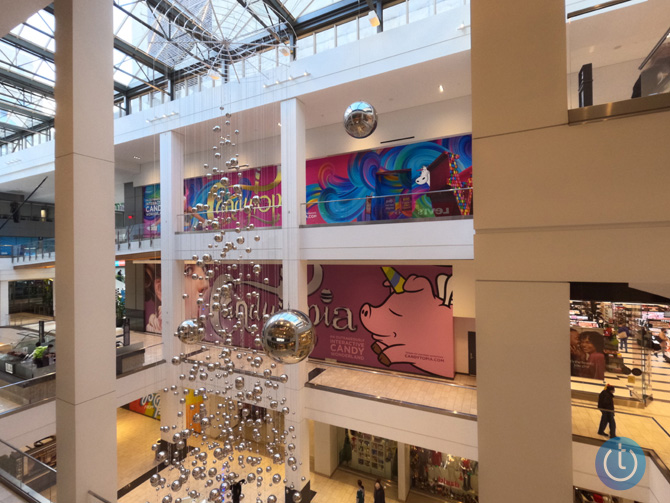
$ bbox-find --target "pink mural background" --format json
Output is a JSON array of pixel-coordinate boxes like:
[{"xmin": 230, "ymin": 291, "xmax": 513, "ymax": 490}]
[
  {"xmin": 308, "ymin": 265, "xmax": 455, "ymax": 378},
  {"xmin": 175, "ymin": 264, "xmax": 456, "ymax": 378}
]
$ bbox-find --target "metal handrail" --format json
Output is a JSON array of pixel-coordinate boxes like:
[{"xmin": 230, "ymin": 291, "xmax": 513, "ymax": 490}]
[
  {"xmin": 567, "ymin": 0, "xmax": 633, "ymax": 19},
  {"xmin": 88, "ymin": 490, "xmax": 113, "ymax": 503},
  {"xmin": 308, "ymin": 359, "xmax": 478, "ymax": 390},
  {"xmin": 180, "ymin": 202, "xmax": 283, "ymax": 219},
  {"xmin": 304, "ymin": 186, "xmax": 473, "ymax": 207},
  {"xmin": 0, "ymin": 371, "xmax": 55, "ymax": 392},
  {"xmin": 305, "ymin": 380, "xmax": 478, "ymax": 420},
  {"xmin": 0, "ymin": 437, "xmax": 57, "ymax": 476}
]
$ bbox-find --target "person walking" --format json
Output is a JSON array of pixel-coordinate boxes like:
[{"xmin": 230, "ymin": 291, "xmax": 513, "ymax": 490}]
[
  {"xmin": 373, "ymin": 480, "xmax": 385, "ymax": 503},
  {"xmin": 597, "ymin": 384, "xmax": 616, "ymax": 438},
  {"xmin": 356, "ymin": 480, "xmax": 365, "ymax": 503},
  {"xmin": 617, "ymin": 325, "xmax": 629, "ymax": 353},
  {"xmin": 231, "ymin": 478, "xmax": 246, "ymax": 503}
]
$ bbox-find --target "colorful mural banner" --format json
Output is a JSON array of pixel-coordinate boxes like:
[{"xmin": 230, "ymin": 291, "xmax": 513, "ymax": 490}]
[
  {"xmin": 185, "ymin": 264, "xmax": 455, "ymax": 378},
  {"xmin": 128, "ymin": 393, "xmax": 161, "ymax": 419},
  {"xmin": 309, "ymin": 265, "xmax": 454, "ymax": 378},
  {"xmin": 184, "ymin": 165, "xmax": 281, "ymax": 231},
  {"xmin": 143, "ymin": 184, "xmax": 161, "ymax": 238},
  {"xmin": 306, "ymin": 136, "xmax": 472, "ymax": 225}
]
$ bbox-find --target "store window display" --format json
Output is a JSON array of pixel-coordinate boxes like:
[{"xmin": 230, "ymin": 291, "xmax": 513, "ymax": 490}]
[
  {"xmin": 573, "ymin": 486, "xmax": 632, "ymax": 503},
  {"xmin": 410, "ymin": 446, "xmax": 478, "ymax": 503},
  {"xmin": 338, "ymin": 429, "xmax": 398, "ymax": 480}
]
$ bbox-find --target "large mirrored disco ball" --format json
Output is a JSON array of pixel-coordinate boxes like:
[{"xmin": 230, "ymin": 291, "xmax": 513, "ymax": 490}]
[
  {"xmin": 262, "ymin": 309, "xmax": 316, "ymax": 364},
  {"xmin": 343, "ymin": 101, "xmax": 378, "ymax": 139},
  {"xmin": 176, "ymin": 319, "xmax": 204, "ymax": 344}
]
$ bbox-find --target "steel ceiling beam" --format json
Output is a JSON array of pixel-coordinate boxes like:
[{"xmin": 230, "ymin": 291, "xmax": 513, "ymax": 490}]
[
  {"xmin": 113, "ymin": 1, "xmax": 168, "ymax": 40},
  {"xmin": 114, "ymin": 38, "xmax": 172, "ymax": 76},
  {"xmin": 2, "ymin": 32, "xmax": 131, "ymax": 95},
  {"xmin": 261, "ymin": 0, "xmax": 296, "ymax": 25},
  {"xmin": 0, "ymin": 100, "xmax": 52, "ymax": 122},
  {"xmin": 3, "ymin": 0, "xmax": 395, "ymax": 107},
  {"xmin": 0, "ymin": 118, "xmax": 53, "ymax": 144},
  {"xmin": 0, "ymin": 121, "xmax": 28, "ymax": 133},
  {"xmin": 145, "ymin": 0, "xmax": 221, "ymax": 44},
  {"xmin": 0, "ymin": 67, "xmax": 54, "ymax": 97},
  {"xmin": 2, "ymin": 34, "xmax": 54, "ymax": 62},
  {"xmin": 294, "ymin": 0, "xmax": 370, "ymax": 37}
]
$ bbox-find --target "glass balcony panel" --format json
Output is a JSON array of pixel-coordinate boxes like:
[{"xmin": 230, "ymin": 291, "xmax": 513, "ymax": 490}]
[
  {"xmin": 567, "ymin": 0, "xmax": 670, "ymax": 110},
  {"xmin": 337, "ymin": 18, "xmax": 358, "ymax": 46},
  {"xmin": 316, "ymin": 27, "xmax": 336, "ymax": 54},
  {"xmin": 383, "ymin": 3, "xmax": 407, "ymax": 32}
]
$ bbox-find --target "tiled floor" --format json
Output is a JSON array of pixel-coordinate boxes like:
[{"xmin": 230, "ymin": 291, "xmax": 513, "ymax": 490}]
[
  {"xmin": 307, "ymin": 364, "xmax": 477, "ymax": 416},
  {"xmin": 118, "ymin": 409, "xmax": 443, "ymax": 503},
  {"xmin": 117, "ymin": 409, "xmax": 161, "ymax": 490}
]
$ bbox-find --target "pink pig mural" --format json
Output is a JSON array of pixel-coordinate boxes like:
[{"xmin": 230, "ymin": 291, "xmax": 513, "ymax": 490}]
[{"xmin": 359, "ymin": 267, "xmax": 454, "ymax": 378}]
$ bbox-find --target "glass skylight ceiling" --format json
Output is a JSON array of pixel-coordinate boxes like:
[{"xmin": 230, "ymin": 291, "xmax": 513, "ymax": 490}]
[
  {"xmin": 0, "ymin": 0, "xmax": 311, "ymax": 145},
  {"xmin": 0, "ymin": 0, "xmax": 414, "ymax": 146}
]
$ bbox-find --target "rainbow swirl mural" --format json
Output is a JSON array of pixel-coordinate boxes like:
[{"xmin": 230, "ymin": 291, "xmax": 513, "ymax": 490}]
[{"xmin": 306, "ymin": 135, "xmax": 472, "ymax": 224}]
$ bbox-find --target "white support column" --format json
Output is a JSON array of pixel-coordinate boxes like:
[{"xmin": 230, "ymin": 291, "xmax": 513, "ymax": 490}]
[
  {"xmin": 280, "ymin": 98, "xmax": 310, "ymax": 497},
  {"xmin": 0, "ymin": 281, "xmax": 9, "ymax": 326},
  {"xmin": 313, "ymin": 422, "xmax": 339, "ymax": 477},
  {"xmin": 54, "ymin": 1, "xmax": 117, "ymax": 502},
  {"xmin": 475, "ymin": 281, "xmax": 572, "ymax": 503},
  {"xmin": 396, "ymin": 443, "xmax": 410, "ymax": 502},
  {"xmin": 159, "ymin": 131, "xmax": 186, "ymax": 444}
]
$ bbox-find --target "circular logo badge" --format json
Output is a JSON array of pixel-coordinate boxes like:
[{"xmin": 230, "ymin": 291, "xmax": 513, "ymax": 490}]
[{"xmin": 595, "ymin": 437, "xmax": 646, "ymax": 490}]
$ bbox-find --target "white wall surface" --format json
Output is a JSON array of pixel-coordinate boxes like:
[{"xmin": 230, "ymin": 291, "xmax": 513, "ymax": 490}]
[
  {"xmin": 572, "ymin": 440, "xmax": 670, "ymax": 503},
  {"xmin": 0, "ymin": 400, "xmax": 56, "ymax": 448},
  {"xmin": 304, "ymin": 387, "xmax": 479, "ymax": 461}
]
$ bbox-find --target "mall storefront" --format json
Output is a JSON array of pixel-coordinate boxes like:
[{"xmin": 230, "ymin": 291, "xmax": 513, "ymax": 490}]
[{"xmin": 334, "ymin": 428, "xmax": 479, "ymax": 503}]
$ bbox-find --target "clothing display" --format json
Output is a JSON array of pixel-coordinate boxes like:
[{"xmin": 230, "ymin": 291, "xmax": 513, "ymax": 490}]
[{"xmin": 410, "ymin": 446, "xmax": 478, "ymax": 503}]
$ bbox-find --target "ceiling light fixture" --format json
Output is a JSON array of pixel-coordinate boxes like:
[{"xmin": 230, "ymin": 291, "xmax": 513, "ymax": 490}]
[
  {"xmin": 263, "ymin": 72, "xmax": 311, "ymax": 88},
  {"xmin": 438, "ymin": 85, "xmax": 444, "ymax": 93},
  {"xmin": 367, "ymin": 10, "xmax": 380, "ymax": 27},
  {"xmin": 207, "ymin": 68, "xmax": 221, "ymax": 80},
  {"xmin": 146, "ymin": 111, "xmax": 179, "ymax": 123},
  {"xmin": 133, "ymin": 156, "xmax": 141, "ymax": 160},
  {"xmin": 279, "ymin": 44, "xmax": 291, "ymax": 57}
]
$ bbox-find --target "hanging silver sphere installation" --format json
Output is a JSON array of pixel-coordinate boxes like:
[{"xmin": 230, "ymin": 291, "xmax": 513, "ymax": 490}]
[
  {"xmin": 176, "ymin": 319, "xmax": 204, "ymax": 344},
  {"xmin": 261, "ymin": 310, "xmax": 316, "ymax": 364},
  {"xmin": 343, "ymin": 101, "xmax": 378, "ymax": 139}
]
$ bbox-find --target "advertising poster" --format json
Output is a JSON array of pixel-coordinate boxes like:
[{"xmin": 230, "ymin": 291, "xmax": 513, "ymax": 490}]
[
  {"xmin": 184, "ymin": 165, "xmax": 281, "ymax": 231},
  {"xmin": 144, "ymin": 264, "xmax": 162, "ymax": 334},
  {"xmin": 570, "ymin": 326, "xmax": 623, "ymax": 380},
  {"xmin": 128, "ymin": 393, "xmax": 161, "ymax": 419},
  {"xmin": 143, "ymin": 184, "xmax": 161, "ymax": 238},
  {"xmin": 308, "ymin": 265, "xmax": 455, "ymax": 378},
  {"xmin": 186, "ymin": 263, "xmax": 455, "ymax": 378},
  {"xmin": 305, "ymin": 136, "xmax": 472, "ymax": 225}
]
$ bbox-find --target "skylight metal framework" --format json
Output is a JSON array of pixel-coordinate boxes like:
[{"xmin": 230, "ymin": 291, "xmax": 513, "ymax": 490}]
[{"xmin": 0, "ymin": 0, "xmax": 384, "ymax": 149}]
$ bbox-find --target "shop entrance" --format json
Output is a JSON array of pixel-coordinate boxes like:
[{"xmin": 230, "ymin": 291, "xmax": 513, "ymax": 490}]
[{"xmin": 468, "ymin": 331, "xmax": 476, "ymax": 375}]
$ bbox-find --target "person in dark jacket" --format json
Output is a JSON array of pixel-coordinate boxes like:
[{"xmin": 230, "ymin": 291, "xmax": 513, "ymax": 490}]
[
  {"xmin": 373, "ymin": 479, "xmax": 385, "ymax": 503},
  {"xmin": 231, "ymin": 478, "xmax": 246, "ymax": 503},
  {"xmin": 597, "ymin": 384, "xmax": 616, "ymax": 438},
  {"xmin": 356, "ymin": 480, "xmax": 365, "ymax": 503}
]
